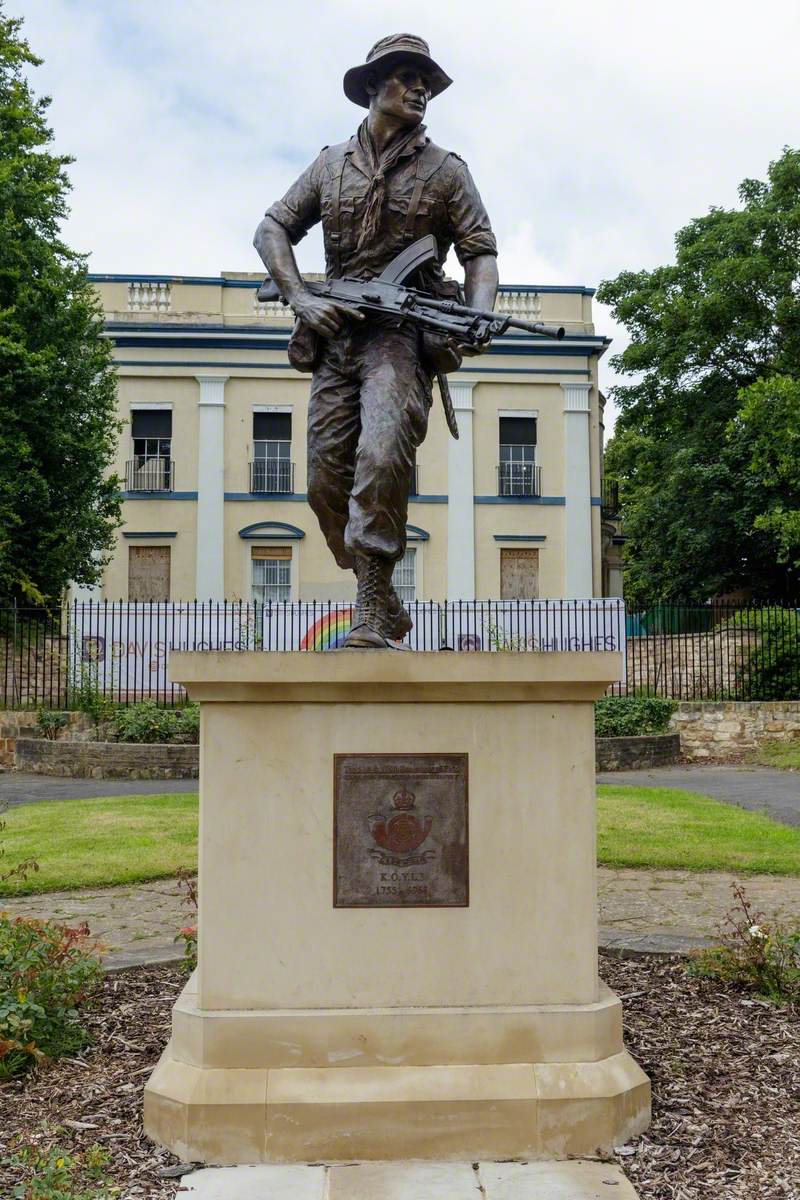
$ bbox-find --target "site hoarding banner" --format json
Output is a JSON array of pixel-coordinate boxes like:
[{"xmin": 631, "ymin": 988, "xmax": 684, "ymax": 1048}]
[{"xmin": 70, "ymin": 599, "xmax": 626, "ymax": 698}]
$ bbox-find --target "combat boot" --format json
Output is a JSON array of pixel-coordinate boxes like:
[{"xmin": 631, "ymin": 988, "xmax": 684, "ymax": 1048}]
[
  {"xmin": 348, "ymin": 563, "xmax": 412, "ymax": 646},
  {"xmin": 386, "ymin": 586, "xmax": 413, "ymax": 641},
  {"xmin": 346, "ymin": 556, "xmax": 406, "ymax": 649}
]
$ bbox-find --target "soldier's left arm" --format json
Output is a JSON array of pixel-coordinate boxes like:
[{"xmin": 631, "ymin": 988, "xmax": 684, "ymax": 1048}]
[{"xmin": 446, "ymin": 159, "xmax": 499, "ymax": 349}]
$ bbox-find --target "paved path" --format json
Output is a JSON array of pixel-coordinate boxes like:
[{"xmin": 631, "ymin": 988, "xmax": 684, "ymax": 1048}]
[
  {"xmin": 597, "ymin": 763, "xmax": 800, "ymax": 827},
  {"xmin": 4, "ymin": 866, "xmax": 799, "ymax": 969},
  {"xmin": 176, "ymin": 1161, "xmax": 637, "ymax": 1199},
  {"xmin": 0, "ymin": 771, "xmax": 195, "ymax": 808}
]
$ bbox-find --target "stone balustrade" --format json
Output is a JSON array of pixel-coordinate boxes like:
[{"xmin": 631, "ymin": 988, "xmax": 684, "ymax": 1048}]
[
  {"xmin": 128, "ymin": 281, "xmax": 171, "ymax": 312},
  {"xmin": 495, "ymin": 289, "xmax": 543, "ymax": 321}
]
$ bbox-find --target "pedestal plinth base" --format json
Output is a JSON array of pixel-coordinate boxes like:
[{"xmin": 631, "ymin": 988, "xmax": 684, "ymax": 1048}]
[{"xmin": 144, "ymin": 977, "xmax": 650, "ymax": 1165}]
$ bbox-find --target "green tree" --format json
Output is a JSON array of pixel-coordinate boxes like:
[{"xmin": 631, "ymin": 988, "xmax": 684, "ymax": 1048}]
[
  {"xmin": 0, "ymin": 7, "xmax": 120, "ymax": 605},
  {"xmin": 598, "ymin": 148, "xmax": 800, "ymax": 605},
  {"xmin": 732, "ymin": 374, "xmax": 800, "ymax": 570}
]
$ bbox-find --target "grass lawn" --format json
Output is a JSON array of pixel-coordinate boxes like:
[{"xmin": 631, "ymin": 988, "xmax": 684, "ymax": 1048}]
[
  {"xmin": 0, "ymin": 794, "xmax": 198, "ymax": 897},
  {"xmin": 750, "ymin": 740, "xmax": 800, "ymax": 771},
  {"xmin": 1, "ymin": 784, "xmax": 799, "ymax": 896},
  {"xmin": 598, "ymin": 785, "xmax": 800, "ymax": 875}
]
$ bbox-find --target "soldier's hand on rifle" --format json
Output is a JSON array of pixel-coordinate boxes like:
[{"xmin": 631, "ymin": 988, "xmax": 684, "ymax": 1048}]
[
  {"xmin": 422, "ymin": 331, "xmax": 463, "ymax": 373},
  {"xmin": 291, "ymin": 292, "xmax": 364, "ymax": 338}
]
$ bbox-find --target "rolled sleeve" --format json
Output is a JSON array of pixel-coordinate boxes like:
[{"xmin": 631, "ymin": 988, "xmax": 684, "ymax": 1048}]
[
  {"xmin": 264, "ymin": 154, "xmax": 323, "ymax": 245},
  {"xmin": 446, "ymin": 161, "xmax": 498, "ymax": 265}
]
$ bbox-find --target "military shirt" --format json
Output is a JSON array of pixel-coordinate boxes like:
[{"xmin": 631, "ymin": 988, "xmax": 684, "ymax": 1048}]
[{"xmin": 265, "ymin": 125, "xmax": 497, "ymax": 282}]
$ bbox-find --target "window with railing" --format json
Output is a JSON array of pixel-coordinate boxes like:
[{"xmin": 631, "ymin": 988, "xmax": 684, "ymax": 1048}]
[
  {"xmin": 127, "ymin": 409, "xmax": 173, "ymax": 492},
  {"xmin": 498, "ymin": 415, "xmax": 538, "ymax": 496},
  {"xmin": 251, "ymin": 546, "xmax": 292, "ymax": 602},
  {"xmin": 392, "ymin": 548, "xmax": 417, "ymax": 605},
  {"xmin": 250, "ymin": 411, "xmax": 293, "ymax": 493}
]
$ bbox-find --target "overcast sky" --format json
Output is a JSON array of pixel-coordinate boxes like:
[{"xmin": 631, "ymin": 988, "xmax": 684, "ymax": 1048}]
[{"xmin": 17, "ymin": 0, "xmax": 800, "ymax": 431}]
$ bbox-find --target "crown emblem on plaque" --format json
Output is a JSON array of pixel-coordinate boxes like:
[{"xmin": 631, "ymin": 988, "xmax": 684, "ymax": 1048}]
[
  {"xmin": 392, "ymin": 786, "xmax": 416, "ymax": 811},
  {"xmin": 368, "ymin": 786, "xmax": 433, "ymax": 856}
]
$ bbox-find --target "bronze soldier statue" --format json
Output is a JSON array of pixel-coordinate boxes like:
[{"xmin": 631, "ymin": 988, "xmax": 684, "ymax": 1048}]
[{"xmin": 254, "ymin": 34, "xmax": 499, "ymax": 648}]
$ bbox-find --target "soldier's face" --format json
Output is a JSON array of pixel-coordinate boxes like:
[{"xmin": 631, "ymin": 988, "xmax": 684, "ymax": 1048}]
[{"xmin": 372, "ymin": 63, "xmax": 431, "ymax": 125}]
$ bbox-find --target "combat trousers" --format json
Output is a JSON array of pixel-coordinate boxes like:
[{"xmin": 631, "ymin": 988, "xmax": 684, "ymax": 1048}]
[{"xmin": 307, "ymin": 320, "xmax": 432, "ymax": 568}]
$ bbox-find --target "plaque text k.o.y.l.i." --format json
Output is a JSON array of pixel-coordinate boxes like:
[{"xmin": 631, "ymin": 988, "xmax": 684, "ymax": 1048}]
[{"xmin": 334, "ymin": 754, "xmax": 468, "ymax": 908}]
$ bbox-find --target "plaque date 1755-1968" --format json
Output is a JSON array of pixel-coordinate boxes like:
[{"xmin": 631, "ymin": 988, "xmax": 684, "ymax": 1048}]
[{"xmin": 334, "ymin": 753, "xmax": 468, "ymax": 908}]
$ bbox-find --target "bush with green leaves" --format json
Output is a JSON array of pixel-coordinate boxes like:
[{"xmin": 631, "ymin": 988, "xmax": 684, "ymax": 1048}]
[
  {"xmin": 691, "ymin": 883, "xmax": 799, "ymax": 1004},
  {"xmin": 594, "ymin": 696, "xmax": 677, "ymax": 738},
  {"xmin": 108, "ymin": 699, "xmax": 199, "ymax": 744},
  {"xmin": 0, "ymin": 915, "xmax": 103, "ymax": 1078},
  {"xmin": 724, "ymin": 606, "xmax": 800, "ymax": 700},
  {"xmin": 68, "ymin": 663, "xmax": 116, "ymax": 723},
  {"xmin": 35, "ymin": 708, "xmax": 68, "ymax": 740}
]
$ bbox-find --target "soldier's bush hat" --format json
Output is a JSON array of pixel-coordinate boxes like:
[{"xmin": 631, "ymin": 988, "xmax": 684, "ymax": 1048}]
[{"xmin": 343, "ymin": 34, "xmax": 453, "ymax": 108}]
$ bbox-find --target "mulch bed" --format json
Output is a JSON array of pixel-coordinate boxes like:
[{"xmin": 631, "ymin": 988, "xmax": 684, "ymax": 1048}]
[{"xmin": 0, "ymin": 955, "xmax": 797, "ymax": 1199}]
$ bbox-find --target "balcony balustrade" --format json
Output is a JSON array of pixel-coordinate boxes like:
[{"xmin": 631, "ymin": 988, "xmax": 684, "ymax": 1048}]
[
  {"xmin": 249, "ymin": 457, "xmax": 295, "ymax": 494},
  {"xmin": 125, "ymin": 457, "xmax": 174, "ymax": 493},
  {"xmin": 497, "ymin": 462, "xmax": 541, "ymax": 497},
  {"xmin": 601, "ymin": 479, "xmax": 621, "ymax": 520}
]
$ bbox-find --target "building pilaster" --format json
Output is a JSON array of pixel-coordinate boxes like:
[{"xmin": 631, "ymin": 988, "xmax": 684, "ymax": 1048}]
[
  {"xmin": 195, "ymin": 375, "xmax": 228, "ymax": 601},
  {"xmin": 561, "ymin": 382, "xmax": 593, "ymax": 598},
  {"xmin": 447, "ymin": 380, "xmax": 476, "ymax": 600}
]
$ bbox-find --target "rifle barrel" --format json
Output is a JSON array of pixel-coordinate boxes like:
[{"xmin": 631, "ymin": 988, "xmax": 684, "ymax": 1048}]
[{"xmin": 412, "ymin": 294, "xmax": 565, "ymax": 340}]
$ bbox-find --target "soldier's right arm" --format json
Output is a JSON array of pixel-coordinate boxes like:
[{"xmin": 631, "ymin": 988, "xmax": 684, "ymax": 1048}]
[{"xmin": 253, "ymin": 154, "xmax": 362, "ymax": 339}]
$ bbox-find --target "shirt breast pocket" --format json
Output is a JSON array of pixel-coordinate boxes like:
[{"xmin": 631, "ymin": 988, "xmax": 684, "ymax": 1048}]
[{"xmin": 388, "ymin": 195, "xmax": 439, "ymax": 240}]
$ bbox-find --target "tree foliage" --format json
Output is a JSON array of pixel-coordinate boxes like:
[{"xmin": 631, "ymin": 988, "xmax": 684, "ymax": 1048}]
[
  {"xmin": 598, "ymin": 148, "xmax": 800, "ymax": 604},
  {"xmin": 733, "ymin": 374, "xmax": 800, "ymax": 569},
  {"xmin": 0, "ymin": 7, "xmax": 120, "ymax": 605}
]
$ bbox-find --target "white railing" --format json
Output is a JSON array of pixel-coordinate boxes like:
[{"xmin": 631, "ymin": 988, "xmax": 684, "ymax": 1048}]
[
  {"xmin": 495, "ymin": 290, "xmax": 543, "ymax": 321},
  {"xmin": 253, "ymin": 291, "xmax": 290, "ymax": 320},
  {"xmin": 128, "ymin": 281, "xmax": 171, "ymax": 313}
]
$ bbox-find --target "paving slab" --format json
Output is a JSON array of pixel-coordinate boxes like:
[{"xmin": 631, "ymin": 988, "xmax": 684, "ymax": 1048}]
[
  {"xmin": 177, "ymin": 1164, "xmax": 326, "ymax": 1199},
  {"xmin": 5, "ymin": 865, "xmax": 800, "ymax": 966},
  {"xmin": 477, "ymin": 1160, "xmax": 638, "ymax": 1198},
  {"xmin": 329, "ymin": 1161, "xmax": 482, "ymax": 1198},
  {"xmin": 173, "ymin": 1162, "xmax": 638, "ymax": 1199}
]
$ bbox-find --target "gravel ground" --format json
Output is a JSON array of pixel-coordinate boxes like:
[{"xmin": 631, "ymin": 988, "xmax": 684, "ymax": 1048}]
[{"xmin": 0, "ymin": 957, "xmax": 797, "ymax": 1200}]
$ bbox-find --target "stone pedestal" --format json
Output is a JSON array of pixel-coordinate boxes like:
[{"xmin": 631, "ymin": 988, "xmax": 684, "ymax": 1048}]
[{"xmin": 145, "ymin": 651, "xmax": 649, "ymax": 1164}]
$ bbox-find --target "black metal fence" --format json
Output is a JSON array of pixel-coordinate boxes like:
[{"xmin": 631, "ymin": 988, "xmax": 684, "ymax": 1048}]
[{"xmin": 0, "ymin": 599, "xmax": 797, "ymax": 709}]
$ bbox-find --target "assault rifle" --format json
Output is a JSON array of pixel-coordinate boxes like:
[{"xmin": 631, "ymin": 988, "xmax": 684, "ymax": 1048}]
[{"xmin": 257, "ymin": 235, "xmax": 565, "ymax": 439}]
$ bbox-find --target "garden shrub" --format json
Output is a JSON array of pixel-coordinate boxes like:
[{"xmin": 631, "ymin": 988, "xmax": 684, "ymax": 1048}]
[
  {"xmin": 0, "ymin": 915, "xmax": 103, "ymax": 1079},
  {"xmin": 35, "ymin": 708, "xmax": 68, "ymax": 740},
  {"xmin": 108, "ymin": 699, "xmax": 199, "ymax": 744},
  {"xmin": 69, "ymin": 663, "xmax": 116, "ymax": 724},
  {"xmin": 594, "ymin": 695, "xmax": 677, "ymax": 738},
  {"xmin": 725, "ymin": 606, "xmax": 800, "ymax": 700},
  {"xmin": 690, "ymin": 883, "xmax": 799, "ymax": 1004}
]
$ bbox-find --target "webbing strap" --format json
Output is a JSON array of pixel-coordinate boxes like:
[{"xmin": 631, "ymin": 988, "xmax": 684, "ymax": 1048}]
[
  {"xmin": 328, "ymin": 159, "xmax": 345, "ymax": 276},
  {"xmin": 403, "ymin": 158, "xmax": 427, "ymax": 242}
]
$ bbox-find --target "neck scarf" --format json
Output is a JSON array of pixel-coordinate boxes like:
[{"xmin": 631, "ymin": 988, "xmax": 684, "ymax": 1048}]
[{"xmin": 355, "ymin": 119, "xmax": 424, "ymax": 251}]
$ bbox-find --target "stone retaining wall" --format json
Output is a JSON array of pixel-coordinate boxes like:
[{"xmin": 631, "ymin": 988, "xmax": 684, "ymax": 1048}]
[
  {"xmin": 15, "ymin": 738, "xmax": 198, "ymax": 779},
  {"xmin": 0, "ymin": 711, "xmax": 94, "ymax": 767},
  {"xmin": 595, "ymin": 733, "xmax": 681, "ymax": 772},
  {"xmin": 669, "ymin": 700, "xmax": 800, "ymax": 760}
]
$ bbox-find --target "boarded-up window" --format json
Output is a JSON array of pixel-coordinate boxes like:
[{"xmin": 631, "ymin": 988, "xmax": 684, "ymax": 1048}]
[
  {"xmin": 128, "ymin": 546, "xmax": 171, "ymax": 601},
  {"xmin": 500, "ymin": 548, "xmax": 539, "ymax": 600},
  {"xmin": 251, "ymin": 546, "xmax": 291, "ymax": 602}
]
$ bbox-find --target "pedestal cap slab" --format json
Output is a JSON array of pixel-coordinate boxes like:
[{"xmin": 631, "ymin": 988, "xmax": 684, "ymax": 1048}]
[{"xmin": 169, "ymin": 649, "xmax": 621, "ymax": 704}]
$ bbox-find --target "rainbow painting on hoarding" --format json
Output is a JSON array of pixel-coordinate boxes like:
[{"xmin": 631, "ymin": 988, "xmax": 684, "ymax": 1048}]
[{"xmin": 299, "ymin": 607, "xmax": 354, "ymax": 651}]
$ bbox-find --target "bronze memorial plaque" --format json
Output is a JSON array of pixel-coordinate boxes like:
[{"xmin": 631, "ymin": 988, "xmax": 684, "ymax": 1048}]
[{"xmin": 334, "ymin": 754, "xmax": 468, "ymax": 908}]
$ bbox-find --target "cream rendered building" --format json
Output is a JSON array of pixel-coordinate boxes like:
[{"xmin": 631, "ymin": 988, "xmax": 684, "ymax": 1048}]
[{"xmin": 83, "ymin": 272, "xmax": 611, "ymax": 605}]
